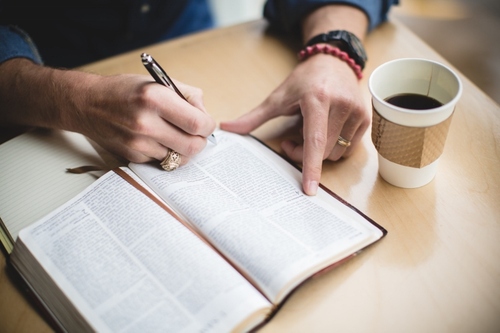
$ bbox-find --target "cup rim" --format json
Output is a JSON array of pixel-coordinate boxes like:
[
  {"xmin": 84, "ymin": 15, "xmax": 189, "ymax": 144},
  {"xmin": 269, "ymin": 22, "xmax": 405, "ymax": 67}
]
[{"xmin": 368, "ymin": 58, "xmax": 463, "ymax": 115}]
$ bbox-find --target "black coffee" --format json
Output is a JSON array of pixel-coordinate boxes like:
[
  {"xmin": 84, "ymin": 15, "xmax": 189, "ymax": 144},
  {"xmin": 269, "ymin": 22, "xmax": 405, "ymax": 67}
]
[{"xmin": 385, "ymin": 93, "xmax": 443, "ymax": 110}]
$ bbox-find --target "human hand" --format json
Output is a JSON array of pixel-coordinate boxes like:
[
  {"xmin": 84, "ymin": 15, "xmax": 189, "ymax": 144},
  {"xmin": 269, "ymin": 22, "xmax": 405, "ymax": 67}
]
[
  {"xmin": 0, "ymin": 58, "xmax": 216, "ymax": 166},
  {"xmin": 64, "ymin": 73, "xmax": 217, "ymax": 166},
  {"xmin": 220, "ymin": 54, "xmax": 369, "ymax": 195}
]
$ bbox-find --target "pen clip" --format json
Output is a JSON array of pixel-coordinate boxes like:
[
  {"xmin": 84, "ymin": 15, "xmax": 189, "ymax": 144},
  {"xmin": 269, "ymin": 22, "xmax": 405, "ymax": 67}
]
[
  {"xmin": 140, "ymin": 53, "xmax": 217, "ymax": 145},
  {"xmin": 151, "ymin": 63, "xmax": 172, "ymax": 88},
  {"xmin": 141, "ymin": 53, "xmax": 186, "ymax": 100}
]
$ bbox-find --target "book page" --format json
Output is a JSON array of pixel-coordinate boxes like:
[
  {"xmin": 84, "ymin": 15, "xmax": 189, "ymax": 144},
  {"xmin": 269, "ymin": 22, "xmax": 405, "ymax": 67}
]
[
  {"xmin": 0, "ymin": 129, "xmax": 108, "ymax": 252},
  {"xmin": 12, "ymin": 172, "xmax": 271, "ymax": 333},
  {"xmin": 129, "ymin": 130, "xmax": 385, "ymax": 304}
]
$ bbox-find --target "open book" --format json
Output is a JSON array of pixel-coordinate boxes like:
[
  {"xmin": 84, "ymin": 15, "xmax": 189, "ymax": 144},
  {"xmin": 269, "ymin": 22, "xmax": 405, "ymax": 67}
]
[
  {"xmin": 2, "ymin": 129, "xmax": 386, "ymax": 333},
  {"xmin": 0, "ymin": 129, "xmax": 111, "ymax": 253}
]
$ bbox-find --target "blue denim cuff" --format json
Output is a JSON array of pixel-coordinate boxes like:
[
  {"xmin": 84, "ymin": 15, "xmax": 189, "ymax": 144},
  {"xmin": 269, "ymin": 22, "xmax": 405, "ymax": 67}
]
[
  {"xmin": 0, "ymin": 25, "xmax": 43, "ymax": 65},
  {"xmin": 264, "ymin": 0, "xmax": 399, "ymax": 33}
]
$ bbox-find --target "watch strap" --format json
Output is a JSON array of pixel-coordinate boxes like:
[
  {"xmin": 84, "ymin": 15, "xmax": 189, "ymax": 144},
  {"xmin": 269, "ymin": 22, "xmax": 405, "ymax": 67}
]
[{"xmin": 305, "ymin": 30, "xmax": 367, "ymax": 70}]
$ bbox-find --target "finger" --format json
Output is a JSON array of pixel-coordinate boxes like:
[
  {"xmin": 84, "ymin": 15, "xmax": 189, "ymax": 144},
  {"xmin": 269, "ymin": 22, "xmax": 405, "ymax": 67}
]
[
  {"xmin": 104, "ymin": 132, "xmax": 165, "ymax": 164},
  {"xmin": 220, "ymin": 102, "xmax": 278, "ymax": 134},
  {"xmin": 174, "ymin": 80, "xmax": 208, "ymax": 113},
  {"xmin": 139, "ymin": 140, "xmax": 192, "ymax": 167},
  {"xmin": 159, "ymin": 147, "xmax": 191, "ymax": 169},
  {"xmin": 320, "ymin": 102, "xmax": 352, "ymax": 161},
  {"xmin": 125, "ymin": 107, "xmax": 208, "ymax": 159},
  {"xmin": 125, "ymin": 134, "xmax": 191, "ymax": 167},
  {"xmin": 151, "ymin": 86, "xmax": 216, "ymax": 138},
  {"xmin": 342, "ymin": 116, "xmax": 370, "ymax": 158},
  {"xmin": 329, "ymin": 121, "xmax": 357, "ymax": 161},
  {"xmin": 150, "ymin": 118, "xmax": 209, "ymax": 158},
  {"xmin": 281, "ymin": 139, "xmax": 303, "ymax": 162},
  {"xmin": 328, "ymin": 108, "xmax": 369, "ymax": 160},
  {"xmin": 301, "ymin": 99, "xmax": 329, "ymax": 196},
  {"xmin": 341, "ymin": 126, "xmax": 362, "ymax": 158}
]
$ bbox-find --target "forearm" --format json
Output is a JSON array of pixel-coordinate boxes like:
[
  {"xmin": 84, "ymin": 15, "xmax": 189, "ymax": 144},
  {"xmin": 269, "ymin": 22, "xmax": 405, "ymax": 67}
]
[
  {"xmin": 0, "ymin": 57, "xmax": 216, "ymax": 165},
  {"xmin": 301, "ymin": 4, "xmax": 369, "ymax": 43},
  {"xmin": 0, "ymin": 58, "xmax": 97, "ymax": 131},
  {"xmin": 264, "ymin": 0, "xmax": 397, "ymax": 33}
]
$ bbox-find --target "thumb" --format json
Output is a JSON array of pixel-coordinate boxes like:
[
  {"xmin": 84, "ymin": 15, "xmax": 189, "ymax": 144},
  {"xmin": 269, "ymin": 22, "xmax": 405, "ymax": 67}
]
[
  {"xmin": 175, "ymin": 81, "xmax": 207, "ymax": 113},
  {"xmin": 220, "ymin": 103, "xmax": 275, "ymax": 134}
]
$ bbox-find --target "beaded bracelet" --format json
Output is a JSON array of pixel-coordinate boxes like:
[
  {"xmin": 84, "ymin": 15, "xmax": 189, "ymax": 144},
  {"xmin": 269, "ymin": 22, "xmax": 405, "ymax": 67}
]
[{"xmin": 297, "ymin": 44, "xmax": 363, "ymax": 80}]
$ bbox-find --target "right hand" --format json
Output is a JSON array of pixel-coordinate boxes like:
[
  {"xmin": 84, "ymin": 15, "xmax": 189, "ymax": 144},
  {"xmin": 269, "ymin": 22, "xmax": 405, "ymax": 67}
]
[
  {"xmin": 0, "ymin": 58, "xmax": 216, "ymax": 165},
  {"xmin": 67, "ymin": 74, "xmax": 216, "ymax": 165}
]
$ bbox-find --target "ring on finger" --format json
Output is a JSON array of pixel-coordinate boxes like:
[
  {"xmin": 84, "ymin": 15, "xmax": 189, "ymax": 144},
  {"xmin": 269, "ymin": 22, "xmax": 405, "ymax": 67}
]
[
  {"xmin": 336, "ymin": 136, "xmax": 351, "ymax": 148},
  {"xmin": 160, "ymin": 149, "xmax": 182, "ymax": 171}
]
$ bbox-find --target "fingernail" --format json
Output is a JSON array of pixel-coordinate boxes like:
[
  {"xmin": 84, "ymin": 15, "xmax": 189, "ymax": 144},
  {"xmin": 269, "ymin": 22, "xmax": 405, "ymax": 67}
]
[{"xmin": 306, "ymin": 180, "xmax": 318, "ymax": 196}]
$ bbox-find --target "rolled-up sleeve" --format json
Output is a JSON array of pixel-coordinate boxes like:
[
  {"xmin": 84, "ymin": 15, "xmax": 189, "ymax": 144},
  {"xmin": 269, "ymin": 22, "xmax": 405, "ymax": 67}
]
[
  {"xmin": 0, "ymin": 25, "xmax": 42, "ymax": 65},
  {"xmin": 264, "ymin": 0, "xmax": 399, "ymax": 33}
]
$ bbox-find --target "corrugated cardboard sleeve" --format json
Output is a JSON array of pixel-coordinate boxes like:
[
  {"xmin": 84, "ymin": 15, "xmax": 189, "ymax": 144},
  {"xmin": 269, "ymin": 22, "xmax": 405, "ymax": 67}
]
[{"xmin": 371, "ymin": 108, "xmax": 453, "ymax": 168}]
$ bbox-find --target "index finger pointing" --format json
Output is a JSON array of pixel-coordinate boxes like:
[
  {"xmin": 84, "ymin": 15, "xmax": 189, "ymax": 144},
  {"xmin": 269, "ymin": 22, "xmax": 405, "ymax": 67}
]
[{"xmin": 301, "ymin": 99, "xmax": 329, "ymax": 196}]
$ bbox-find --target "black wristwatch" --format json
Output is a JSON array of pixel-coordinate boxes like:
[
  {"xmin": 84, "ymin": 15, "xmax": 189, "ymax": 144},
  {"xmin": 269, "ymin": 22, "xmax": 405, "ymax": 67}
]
[{"xmin": 306, "ymin": 30, "xmax": 367, "ymax": 70}]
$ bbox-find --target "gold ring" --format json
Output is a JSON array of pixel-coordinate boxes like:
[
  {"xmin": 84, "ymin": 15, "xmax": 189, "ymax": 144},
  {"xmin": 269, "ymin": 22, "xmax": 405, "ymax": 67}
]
[
  {"xmin": 337, "ymin": 136, "xmax": 351, "ymax": 148},
  {"xmin": 160, "ymin": 149, "xmax": 181, "ymax": 171}
]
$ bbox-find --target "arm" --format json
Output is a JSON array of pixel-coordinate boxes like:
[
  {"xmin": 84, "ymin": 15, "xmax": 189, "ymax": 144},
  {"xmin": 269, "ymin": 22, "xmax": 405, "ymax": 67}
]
[
  {"xmin": 220, "ymin": 1, "xmax": 397, "ymax": 195},
  {"xmin": 0, "ymin": 28, "xmax": 216, "ymax": 165},
  {"xmin": 261, "ymin": 0, "xmax": 399, "ymax": 33}
]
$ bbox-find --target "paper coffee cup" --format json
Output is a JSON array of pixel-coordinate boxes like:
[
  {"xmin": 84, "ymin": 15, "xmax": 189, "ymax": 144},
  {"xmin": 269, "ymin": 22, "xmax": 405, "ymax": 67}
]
[{"xmin": 369, "ymin": 58, "xmax": 462, "ymax": 188}]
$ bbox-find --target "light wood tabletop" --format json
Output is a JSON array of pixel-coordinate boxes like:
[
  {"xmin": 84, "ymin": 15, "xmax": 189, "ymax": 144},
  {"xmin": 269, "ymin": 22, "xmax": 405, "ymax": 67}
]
[{"xmin": 1, "ymin": 18, "xmax": 499, "ymax": 332}]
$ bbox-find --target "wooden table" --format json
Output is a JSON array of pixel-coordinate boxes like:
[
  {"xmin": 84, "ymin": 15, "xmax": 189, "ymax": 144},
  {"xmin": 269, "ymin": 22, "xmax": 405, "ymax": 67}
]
[{"xmin": 1, "ymin": 18, "xmax": 499, "ymax": 332}]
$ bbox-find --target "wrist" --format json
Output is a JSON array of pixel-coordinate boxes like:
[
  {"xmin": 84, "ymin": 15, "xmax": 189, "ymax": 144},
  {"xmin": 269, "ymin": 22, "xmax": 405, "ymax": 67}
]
[
  {"xmin": 53, "ymin": 69, "xmax": 101, "ymax": 133},
  {"xmin": 304, "ymin": 30, "xmax": 367, "ymax": 70},
  {"xmin": 0, "ymin": 58, "xmax": 56, "ymax": 127},
  {"xmin": 301, "ymin": 5, "xmax": 368, "ymax": 43},
  {"xmin": 298, "ymin": 44, "xmax": 363, "ymax": 79},
  {"xmin": 0, "ymin": 58, "xmax": 101, "ymax": 132}
]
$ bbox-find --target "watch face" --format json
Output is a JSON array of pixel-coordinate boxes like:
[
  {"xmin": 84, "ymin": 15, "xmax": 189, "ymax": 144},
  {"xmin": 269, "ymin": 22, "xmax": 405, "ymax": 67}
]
[{"xmin": 347, "ymin": 33, "xmax": 367, "ymax": 62}]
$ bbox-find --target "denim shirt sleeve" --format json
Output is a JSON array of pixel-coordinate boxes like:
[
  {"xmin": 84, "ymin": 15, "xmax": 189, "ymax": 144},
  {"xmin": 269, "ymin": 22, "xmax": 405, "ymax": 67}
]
[
  {"xmin": 264, "ymin": 0, "xmax": 399, "ymax": 33},
  {"xmin": 0, "ymin": 25, "xmax": 43, "ymax": 65}
]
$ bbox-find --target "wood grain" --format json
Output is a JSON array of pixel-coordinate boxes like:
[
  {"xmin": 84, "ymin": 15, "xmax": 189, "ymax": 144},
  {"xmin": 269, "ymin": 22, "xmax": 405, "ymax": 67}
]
[{"xmin": 1, "ymin": 18, "xmax": 499, "ymax": 332}]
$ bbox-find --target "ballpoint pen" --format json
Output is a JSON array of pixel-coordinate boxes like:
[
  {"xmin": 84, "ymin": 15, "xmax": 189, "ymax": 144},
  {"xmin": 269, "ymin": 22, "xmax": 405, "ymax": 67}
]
[{"xmin": 140, "ymin": 52, "xmax": 217, "ymax": 145}]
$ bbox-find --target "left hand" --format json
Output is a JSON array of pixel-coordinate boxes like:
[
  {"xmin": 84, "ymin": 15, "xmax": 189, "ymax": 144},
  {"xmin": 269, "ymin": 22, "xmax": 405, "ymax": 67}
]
[{"xmin": 220, "ymin": 52, "xmax": 369, "ymax": 195}]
